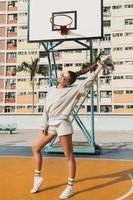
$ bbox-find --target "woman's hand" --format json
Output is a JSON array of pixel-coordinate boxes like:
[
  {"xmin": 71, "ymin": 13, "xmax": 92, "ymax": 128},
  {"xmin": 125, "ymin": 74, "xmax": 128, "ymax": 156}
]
[{"xmin": 94, "ymin": 60, "xmax": 104, "ymax": 75}]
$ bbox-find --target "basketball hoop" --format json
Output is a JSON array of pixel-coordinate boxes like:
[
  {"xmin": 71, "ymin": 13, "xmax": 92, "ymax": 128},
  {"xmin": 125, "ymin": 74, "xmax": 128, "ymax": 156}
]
[{"xmin": 50, "ymin": 14, "xmax": 73, "ymax": 35}]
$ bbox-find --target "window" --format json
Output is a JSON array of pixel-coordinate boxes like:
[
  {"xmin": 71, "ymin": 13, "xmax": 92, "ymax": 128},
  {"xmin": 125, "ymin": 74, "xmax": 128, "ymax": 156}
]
[
  {"xmin": 27, "ymin": 105, "xmax": 36, "ymax": 109},
  {"xmin": 112, "ymin": 33, "xmax": 123, "ymax": 37},
  {"xmin": 126, "ymin": 90, "xmax": 133, "ymax": 94},
  {"xmin": 100, "ymin": 77, "xmax": 111, "ymax": 84},
  {"xmin": 103, "ymin": 48, "xmax": 111, "ymax": 55},
  {"xmin": 5, "ymin": 92, "xmax": 15, "ymax": 99},
  {"xmin": 7, "ymin": 39, "xmax": 17, "ymax": 47},
  {"xmin": 113, "ymin": 76, "xmax": 124, "ymax": 80},
  {"xmin": 125, "ymin": 19, "xmax": 133, "ymax": 25},
  {"xmin": 75, "ymin": 63, "xmax": 83, "ymax": 67},
  {"xmin": 8, "ymin": 14, "xmax": 17, "ymax": 21},
  {"xmin": 126, "ymin": 105, "xmax": 133, "ymax": 109},
  {"xmin": 103, "ymin": 20, "xmax": 111, "ymax": 27},
  {"xmin": 18, "ymin": 92, "xmax": 26, "ymax": 95},
  {"xmin": 125, "ymin": 75, "xmax": 133, "ymax": 79},
  {"xmin": 100, "ymin": 34, "xmax": 111, "ymax": 41},
  {"xmin": 114, "ymin": 105, "xmax": 124, "ymax": 109},
  {"xmin": 103, "ymin": 6, "xmax": 111, "ymax": 17},
  {"xmin": 5, "ymin": 106, "xmax": 15, "ymax": 113},
  {"xmin": 87, "ymin": 105, "xmax": 97, "ymax": 112},
  {"xmin": 18, "ymin": 26, "xmax": 27, "ymax": 30},
  {"xmin": 17, "ymin": 106, "xmax": 25, "ymax": 109},
  {"xmin": 38, "ymin": 105, "xmax": 44, "ymax": 113},
  {"xmin": 18, "ymin": 39, "xmax": 27, "ymax": 42},
  {"xmin": 39, "ymin": 92, "xmax": 46, "ymax": 99},
  {"xmin": 125, "ymin": 46, "xmax": 133, "ymax": 50},
  {"xmin": 124, "ymin": 4, "xmax": 133, "ymax": 8},
  {"xmin": 19, "ymin": 12, "xmax": 27, "ymax": 16},
  {"xmin": 19, "ymin": 0, "xmax": 28, "ymax": 2},
  {"xmin": 18, "ymin": 52, "xmax": 27, "ymax": 55},
  {"xmin": 64, "ymin": 63, "xmax": 73, "ymax": 67},
  {"xmin": 17, "ymin": 78, "xmax": 27, "ymax": 82},
  {"xmin": 125, "ymin": 60, "xmax": 133, "ymax": 65},
  {"xmin": 113, "ymin": 61, "xmax": 123, "ymax": 65},
  {"xmin": 125, "ymin": 32, "xmax": 133, "ymax": 36},
  {"xmin": 39, "ymin": 51, "xmax": 47, "ymax": 58},
  {"xmin": 57, "ymin": 64, "xmax": 63, "ymax": 71},
  {"xmin": 113, "ymin": 47, "xmax": 123, "ymax": 51},
  {"xmin": 8, "ymin": 1, "xmax": 17, "ymax": 7},
  {"xmin": 27, "ymin": 92, "xmax": 37, "ymax": 95},
  {"xmin": 113, "ymin": 90, "xmax": 124, "ymax": 94},
  {"xmin": 7, "ymin": 52, "xmax": 17, "ymax": 59},
  {"xmin": 100, "ymin": 105, "xmax": 112, "ymax": 113},
  {"xmin": 112, "ymin": 5, "xmax": 122, "ymax": 9},
  {"xmin": 28, "ymin": 51, "xmax": 37, "ymax": 55},
  {"xmin": 7, "ymin": 26, "xmax": 17, "ymax": 32},
  {"xmin": 100, "ymin": 91, "xmax": 112, "ymax": 98}
]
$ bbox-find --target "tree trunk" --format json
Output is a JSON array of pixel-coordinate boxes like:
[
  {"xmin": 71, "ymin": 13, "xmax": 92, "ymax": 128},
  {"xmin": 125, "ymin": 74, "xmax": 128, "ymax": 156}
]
[
  {"xmin": 96, "ymin": 77, "xmax": 100, "ymax": 113},
  {"xmin": 32, "ymin": 77, "xmax": 35, "ymax": 113}
]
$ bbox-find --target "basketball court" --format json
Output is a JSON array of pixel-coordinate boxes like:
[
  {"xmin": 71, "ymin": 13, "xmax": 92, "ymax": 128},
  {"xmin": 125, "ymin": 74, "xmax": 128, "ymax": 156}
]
[
  {"xmin": 0, "ymin": 156, "xmax": 133, "ymax": 200},
  {"xmin": 1, "ymin": 0, "xmax": 132, "ymax": 199}
]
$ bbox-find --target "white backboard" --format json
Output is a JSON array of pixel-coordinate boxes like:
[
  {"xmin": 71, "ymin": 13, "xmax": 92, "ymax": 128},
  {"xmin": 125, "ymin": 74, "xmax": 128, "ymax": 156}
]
[{"xmin": 28, "ymin": 0, "xmax": 103, "ymax": 42}]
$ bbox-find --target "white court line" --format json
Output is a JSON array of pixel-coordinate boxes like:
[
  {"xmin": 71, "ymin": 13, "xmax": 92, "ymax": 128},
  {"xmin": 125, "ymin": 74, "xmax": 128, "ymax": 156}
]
[{"xmin": 116, "ymin": 173, "xmax": 133, "ymax": 200}]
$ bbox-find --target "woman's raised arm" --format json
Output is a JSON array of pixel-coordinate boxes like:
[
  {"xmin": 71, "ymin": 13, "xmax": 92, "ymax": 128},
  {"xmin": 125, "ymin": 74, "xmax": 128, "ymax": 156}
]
[{"xmin": 77, "ymin": 61, "xmax": 103, "ymax": 95}]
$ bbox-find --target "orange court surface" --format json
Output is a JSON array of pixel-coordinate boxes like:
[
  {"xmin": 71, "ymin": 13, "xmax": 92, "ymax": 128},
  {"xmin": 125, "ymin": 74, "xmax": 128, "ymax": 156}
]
[{"xmin": 0, "ymin": 156, "xmax": 133, "ymax": 200}]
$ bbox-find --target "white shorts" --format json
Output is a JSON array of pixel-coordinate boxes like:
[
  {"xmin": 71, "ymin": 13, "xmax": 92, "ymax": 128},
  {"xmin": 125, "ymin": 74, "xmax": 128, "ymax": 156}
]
[{"xmin": 47, "ymin": 119, "xmax": 73, "ymax": 137}]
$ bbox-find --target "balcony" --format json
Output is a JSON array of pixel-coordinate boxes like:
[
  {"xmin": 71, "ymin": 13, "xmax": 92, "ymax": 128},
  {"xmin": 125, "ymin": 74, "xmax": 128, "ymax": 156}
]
[
  {"xmin": 8, "ymin": 1, "xmax": 18, "ymax": 12},
  {"xmin": 7, "ymin": 27, "xmax": 17, "ymax": 37},
  {"xmin": 4, "ymin": 106, "xmax": 15, "ymax": 113},
  {"xmin": 0, "ymin": 66, "xmax": 4, "ymax": 76},
  {"xmin": 100, "ymin": 105, "xmax": 112, "ymax": 113},
  {"xmin": 0, "ymin": 106, "xmax": 4, "ymax": 113},
  {"xmin": 6, "ymin": 58, "xmax": 17, "ymax": 63},
  {"xmin": 6, "ymin": 70, "xmax": 16, "ymax": 76},
  {"xmin": 7, "ymin": 19, "xmax": 17, "ymax": 24},
  {"xmin": 0, "ymin": 92, "xmax": 4, "ymax": 103},
  {"xmin": 5, "ymin": 91, "xmax": 16, "ymax": 103},
  {"xmin": 7, "ymin": 31, "xmax": 17, "ymax": 37},
  {"xmin": 5, "ymin": 80, "xmax": 16, "ymax": 90},
  {"xmin": 0, "ymin": 79, "xmax": 4, "ymax": 89},
  {"xmin": 0, "ymin": 53, "xmax": 5, "ymax": 63},
  {"xmin": 5, "ymin": 98, "xmax": 15, "ymax": 103},
  {"xmin": 6, "ymin": 53, "xmax": 17, "ymax": 63},
  {"xmin": 8, "ymin": 6, "xmax": 17, "ymax": 12},
  {"xmin": 7, "ymin": 14, "xmax": 17, "ymax": 24},
  {"xmin": 7, "ymin": 45, "xmax": 17, "ymax": 50}
]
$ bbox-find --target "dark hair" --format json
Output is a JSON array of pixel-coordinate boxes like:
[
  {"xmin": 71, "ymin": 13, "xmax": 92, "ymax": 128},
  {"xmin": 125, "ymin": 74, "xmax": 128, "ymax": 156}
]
[{"xmin": 68, "ymin": 63, "xmax": 97, "ymax": 85}]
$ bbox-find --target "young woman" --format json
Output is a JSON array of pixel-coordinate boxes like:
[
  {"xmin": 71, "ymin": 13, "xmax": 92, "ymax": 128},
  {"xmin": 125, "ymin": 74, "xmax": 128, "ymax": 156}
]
[{"xmin": 31, "ymin": 60, "xmax": 104, "ymax": 199}]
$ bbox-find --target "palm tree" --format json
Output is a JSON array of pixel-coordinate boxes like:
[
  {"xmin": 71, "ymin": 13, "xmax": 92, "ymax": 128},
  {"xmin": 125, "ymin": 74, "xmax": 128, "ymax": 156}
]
[
  {"xmin": 94, "ymin": 51, "xmax": 114, "ymax": 112},
  {"xmin": 16, "ymin": 57, "xmax": 48, "ymax": 113},
  {"xmin": 81, "ymin": 52, "xmax": 114, "ymax": 113}
]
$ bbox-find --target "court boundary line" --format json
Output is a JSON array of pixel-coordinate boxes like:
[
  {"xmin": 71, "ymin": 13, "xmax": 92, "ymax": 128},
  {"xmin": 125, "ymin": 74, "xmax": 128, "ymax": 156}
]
[
  {"xmin": 0, "ymin": 155, "xmax": 133, "ymax": 162},
  {"xmin": 116, "ymin": 173, "xmax": 133, "ymax": 200}
]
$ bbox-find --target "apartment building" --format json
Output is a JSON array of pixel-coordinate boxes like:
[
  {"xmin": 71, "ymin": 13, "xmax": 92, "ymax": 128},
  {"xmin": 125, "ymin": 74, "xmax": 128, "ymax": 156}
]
[
  {"xmin": 0, "ymin": 0, "xmax": 133, "ymax": 114},
  {"xmin": 95, "ymin": 0, "xmax": 133, "ymax": 113}
]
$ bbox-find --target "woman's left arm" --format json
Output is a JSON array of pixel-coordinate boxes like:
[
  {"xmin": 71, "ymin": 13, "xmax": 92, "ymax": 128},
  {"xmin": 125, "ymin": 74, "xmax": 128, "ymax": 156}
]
[{"xmin": 77, "ymin": 61, "xmax": 103, "ymax": 95}]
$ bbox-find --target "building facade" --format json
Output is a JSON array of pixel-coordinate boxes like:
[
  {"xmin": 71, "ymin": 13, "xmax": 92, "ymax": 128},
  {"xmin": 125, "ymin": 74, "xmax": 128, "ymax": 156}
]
[{"xmin": 0, "ymin": 0, "xmax": 133, "ymax": 114}]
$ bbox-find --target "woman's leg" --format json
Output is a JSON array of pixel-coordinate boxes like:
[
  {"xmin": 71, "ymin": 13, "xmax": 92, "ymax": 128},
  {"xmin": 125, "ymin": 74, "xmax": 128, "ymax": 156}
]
[
  {"xmin": 32, "ymin": 131, "xmax": 56, "ymax": 170},
  {"xmin": 31, "ymin": 131, "xmax": 56, "ymax": 193},
  {"xmin": 59, "ymin": 134, "xmax": 76, "ymax": 199},
  {"xmin": 59, "ymin": 134, "xmax": 76, "ymax": 182}
]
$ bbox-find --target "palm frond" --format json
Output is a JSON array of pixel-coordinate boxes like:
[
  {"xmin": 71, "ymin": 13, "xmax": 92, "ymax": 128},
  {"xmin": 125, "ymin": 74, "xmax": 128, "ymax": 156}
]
[{"xmin": 31, "ymin": 57, "xmax": 40, "ymax": 72}]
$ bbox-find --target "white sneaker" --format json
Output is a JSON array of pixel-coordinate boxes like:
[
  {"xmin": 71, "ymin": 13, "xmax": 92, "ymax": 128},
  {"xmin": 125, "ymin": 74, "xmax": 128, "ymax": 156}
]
[
  {"xmin": 30, "ymin": 176, "xmax": 44, "ymax": 193},
  {"xmin": 59, "ymin": 185, "xmax": 74, "ymax": 199}
]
